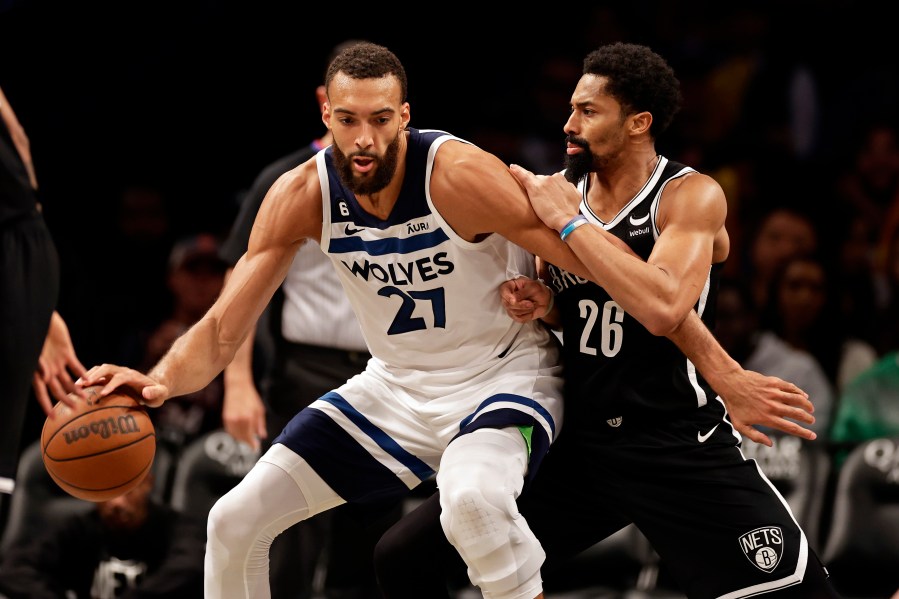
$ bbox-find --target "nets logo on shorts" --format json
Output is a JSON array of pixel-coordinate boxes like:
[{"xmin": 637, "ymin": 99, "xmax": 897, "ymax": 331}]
[{"xmin": 738, "ymin": 526, "xmax": 783, "ymax": 572}]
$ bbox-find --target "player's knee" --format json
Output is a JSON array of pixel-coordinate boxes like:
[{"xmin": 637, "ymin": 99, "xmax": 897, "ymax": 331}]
[
  {"xmin": 439, "ymin": 483, "xmax": 513, "ymax": 555},
  {"xmin": 207, "ymin": 488, "xmax": 267, "ymax": 549},
  {"xmin": 438, "ymin": 483, "xmax": 544, "ymax": 597}
]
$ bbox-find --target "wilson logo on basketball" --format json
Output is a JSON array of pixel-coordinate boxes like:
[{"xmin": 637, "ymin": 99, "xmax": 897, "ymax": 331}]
[{"xmin": 62, "ymin": 415, "xmax": 143, "ymax": 444}]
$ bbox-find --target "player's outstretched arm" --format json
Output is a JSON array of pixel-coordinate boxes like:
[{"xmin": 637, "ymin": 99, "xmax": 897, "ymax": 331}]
[
  {"xmin": 668, "ymin": 316, "xmax": 816, "ymax": 446},
  {"xmin": 78, "ymin": 163, "xmax": 321, "ymax": 407},
  {"xmin": 501, "ymin": 274, "xmax": 816, "ymax": 446}
]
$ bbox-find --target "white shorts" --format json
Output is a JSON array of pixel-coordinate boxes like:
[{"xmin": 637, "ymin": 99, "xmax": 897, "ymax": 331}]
[{"xmin": 272, "ymin": 346, "xmax": 563, "ymax": 506}]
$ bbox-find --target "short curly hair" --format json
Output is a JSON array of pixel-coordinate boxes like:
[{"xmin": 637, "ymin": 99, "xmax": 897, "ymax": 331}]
[
  {"xmin": 582, "ymin": 42, "xmax": 682, "ymax": 138},
  {"xmin": 325, "ymin": 41, "xmax": 408, "ymax": 103}
]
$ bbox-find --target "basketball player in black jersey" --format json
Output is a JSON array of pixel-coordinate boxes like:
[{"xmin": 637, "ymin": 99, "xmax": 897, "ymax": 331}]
[
  {"xmin": 374, "ymin": 43, "xmax": 841, "ymax": 599},
  {"xmin": 0, "ymin": 85, "xmax": 85, "ymax": 532}
]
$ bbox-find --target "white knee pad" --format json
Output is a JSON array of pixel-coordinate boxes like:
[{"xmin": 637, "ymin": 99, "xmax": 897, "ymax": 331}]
[{"xmin": 437, "ymin": 429, "xmax": 545, "ymax": 599}]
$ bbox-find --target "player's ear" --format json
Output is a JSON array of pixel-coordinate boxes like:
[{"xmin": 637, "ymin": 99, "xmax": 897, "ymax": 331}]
[
  {"xmin": 322, "ymin": 103, "xmax": 332, "ymax": 129},
  {"xmin": 315, "ymin": 85, "xmax": 328, "ymax": 115},
  {"xmin": 401, "ymin": 102, "xmax": 410, "ymax": 130},
  {"xmin": 631, "ymin": 111, "xmax": 652, "ymax": 136}
]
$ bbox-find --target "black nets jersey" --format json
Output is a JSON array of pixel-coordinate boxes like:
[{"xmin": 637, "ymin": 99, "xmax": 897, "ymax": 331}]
[{"xmin": 545, "ymin": 156, "xmax": 723, "ymax": 429}]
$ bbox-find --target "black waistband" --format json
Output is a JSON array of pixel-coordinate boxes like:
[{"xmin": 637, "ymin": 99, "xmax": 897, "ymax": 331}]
[{"xmin": 277, "ymin": 339, "xmax": 371, "ymax": 368}]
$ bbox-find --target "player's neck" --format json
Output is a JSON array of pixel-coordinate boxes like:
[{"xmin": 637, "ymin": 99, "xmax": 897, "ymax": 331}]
[{"xmin": 586, "ymin": 152, "xmax": 659, "ymax": 217}]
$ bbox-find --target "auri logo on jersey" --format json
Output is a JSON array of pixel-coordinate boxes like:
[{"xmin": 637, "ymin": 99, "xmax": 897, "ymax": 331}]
[
  {"xmin": 738, "ymin": 526, "xmax": 783, "ymax": 572},
  {"xmin": 407, "ymin": 220, "xmax": 430, "ymax": 233},
  {"xmin": 606, "ymin": 416, "xmax": 622, "ymax": 427}
]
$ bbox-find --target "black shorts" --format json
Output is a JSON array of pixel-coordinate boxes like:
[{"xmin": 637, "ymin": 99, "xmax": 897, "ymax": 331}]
[
  {"xmin": 520, "ymin": 404, "xmax": 823, "ymax": 598},
  {"xmin": 0, "ymin": 212, "xmax": 59, "ymax": 488}
]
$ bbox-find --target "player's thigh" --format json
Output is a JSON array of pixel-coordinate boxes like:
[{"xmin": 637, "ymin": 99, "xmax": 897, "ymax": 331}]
[
  {"xmin": 517, "ymin": 437, "xmax": 629, "ymax": 570},
  {"xmin": 631, "ymin": 448, "xmax": 809, "ymax": 599}
]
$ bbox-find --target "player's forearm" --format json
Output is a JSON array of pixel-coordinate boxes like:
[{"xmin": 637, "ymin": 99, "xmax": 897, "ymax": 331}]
[
  {"xmin": 148, "ymin": 317, "xmax": 242, "ymax": 397},
  {"xmin": 221, "ymin": 266, "xmax": 256, "ymax": 389},
  {"xmin": 667, "ymin": 311, "xmax": 741, "ymax": 388},
  {"xmin": 224, "ymin": 321, "xmax": 256, "ymax": 384},
  {"xmin": 565, "ymin": 226, "xmax": 686, "ymax": 335}
]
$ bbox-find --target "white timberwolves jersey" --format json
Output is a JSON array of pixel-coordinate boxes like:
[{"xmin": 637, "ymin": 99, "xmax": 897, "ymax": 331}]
[{"xmin": 316, "ymin": 128, "xmax": 552, "ymax": 373}]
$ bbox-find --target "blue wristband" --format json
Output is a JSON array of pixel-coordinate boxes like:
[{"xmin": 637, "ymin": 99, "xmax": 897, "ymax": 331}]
[{"xmin": 560, "ymin": 214, "xmax": 588, "ymax": 242}]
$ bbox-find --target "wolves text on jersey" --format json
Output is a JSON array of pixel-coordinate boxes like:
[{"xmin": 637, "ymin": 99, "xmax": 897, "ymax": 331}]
[{"xmin": 340, "ymin": 252, "xmax": 455, "ymax": 286}]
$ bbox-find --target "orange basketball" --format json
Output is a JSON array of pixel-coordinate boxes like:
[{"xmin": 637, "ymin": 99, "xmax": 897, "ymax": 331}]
[{"xmin": 41, "ymin": 385, "xmax": 156, "ymax": 502}]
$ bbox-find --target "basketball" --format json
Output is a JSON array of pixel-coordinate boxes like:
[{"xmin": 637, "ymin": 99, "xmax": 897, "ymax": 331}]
[{"xmin": 41, "ymin": 385, "xmax": 156, "ymax": 502}]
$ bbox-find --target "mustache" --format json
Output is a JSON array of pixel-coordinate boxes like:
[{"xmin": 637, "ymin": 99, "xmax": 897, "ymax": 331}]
[
  {"xmin": 348, "ymin": 150, "xmax": 379, "ymax": 160},
  {"xmin": 566, "ymin": 135, "xmax": 589, "ymax": 150}
]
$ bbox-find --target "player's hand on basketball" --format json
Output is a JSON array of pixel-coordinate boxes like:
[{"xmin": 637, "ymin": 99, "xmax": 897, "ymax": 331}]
[
  {"xmin": 717, "ymin": 369, "xmax": 816, "ymax": 447},
  {"xmin": 222, "ymin": 379, "xmax": 267, "ymax": 451},
  {"xmin": 33, "ymin": 311, "xmax": 87, "ymax": 417},
  {"xmin": 500, "ymin": 277, "xmax": 553, "ymax": 322},
  {"xmin": 76, "ymin": 365, "xmax": 171, "ymax": 409},
  {"xmin": 509, "ymin": 164, "xmax": 581, "ymax": 231}
]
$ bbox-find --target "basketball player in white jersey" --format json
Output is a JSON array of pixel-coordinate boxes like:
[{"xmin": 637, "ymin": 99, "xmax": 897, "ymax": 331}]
[{"xmin": 78, "ymin": 42, "xmax": 814, "ymax": 599}]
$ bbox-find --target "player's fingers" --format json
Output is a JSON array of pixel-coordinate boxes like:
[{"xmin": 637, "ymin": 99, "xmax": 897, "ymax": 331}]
[
  {"xmin": 32, "ymin": 373, "xmax": 54, "ymax": 417},
  {"xmin": 55, "ymin": 368, "xmax": 76, "ymax": 395},
  {"xmin": 506, "ymin": 308, "xmax": 536, "ymax": 323},
  {"xmin": 508, "ymin": 163, "xmax": 536, "ymax": 186},
  {"xmin": 237, "ymin": 423, "xmax": 260, "ymax": 452},
  {"xmin": 47, "ymin": 376, "xmax": 70, "ymax": 406},
  {"xmin": 141, "ymin": 384, "xmax": 168, "ymax": 407},
  {"xmin": 76, "ymin": 364, "xmax": 113, "ymax": 387},
  {"xmin": 735, "ymin": 422, "xmax": 772, "ymax": 447},
  {"xmin": 507, "ymin": 300, "xmax": 536, "ymax": 312},
  {"xmin": 59, "ymin": 370, "xmax": 87, "ymax": 404},
  {"xmin": 96, "ymin": 371, "xmax": 139, "ymax": 397},
  {"xmin": 66, "ymin": 353, "xmax": 88, "ymax": 379},
  {"xmin": 774, "ymin": 378, "xmax": 809, "ymax": 399},
  {"xmin": 769, "ymin": 419, "xmax": 817, "ymax": 442},
  {"xmin": 787, "ymin": 405, "xmax": 815, "ymax": 425},
  {"xmin": 225, "ymin": 422, "xmax": 254, "ymax": 449},
  {"xmin": 774, "ymin": 386, "xmax": 814, "ymax": 413},
  {"xmin": 767, "ymin": 401, "xmax": 815, "ymax": 425},
  {"xmin": 501, "ymin": 281, "xmax": 516, "ymax": 296}
]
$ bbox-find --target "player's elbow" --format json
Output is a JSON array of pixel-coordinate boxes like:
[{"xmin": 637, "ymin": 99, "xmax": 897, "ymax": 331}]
[{"xmin": 642, "ymin": 305, "xmax": 686, "ymax": 337}]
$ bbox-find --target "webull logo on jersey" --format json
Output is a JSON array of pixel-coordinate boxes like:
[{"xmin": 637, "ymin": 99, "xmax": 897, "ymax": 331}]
[
  {"xmin": 629, "ymin": 226, "xmax": 651, "ymax": 238},
  {"xmin": 739, "ymin": 526, "xmax": 783, "ymax": 572},
  {"xmin": 341, "ymin": 251, "xmax": 455, "ymax": 285}
]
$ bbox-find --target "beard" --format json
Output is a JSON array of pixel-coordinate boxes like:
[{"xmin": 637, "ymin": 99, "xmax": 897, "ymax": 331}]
[
  {"xmin": 563, "ymin": 135, "xmax": 594, "ymax": 183},
  {"xmin": 332, "ymin": 132, "xmax": 401, "ymax": 195}
]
